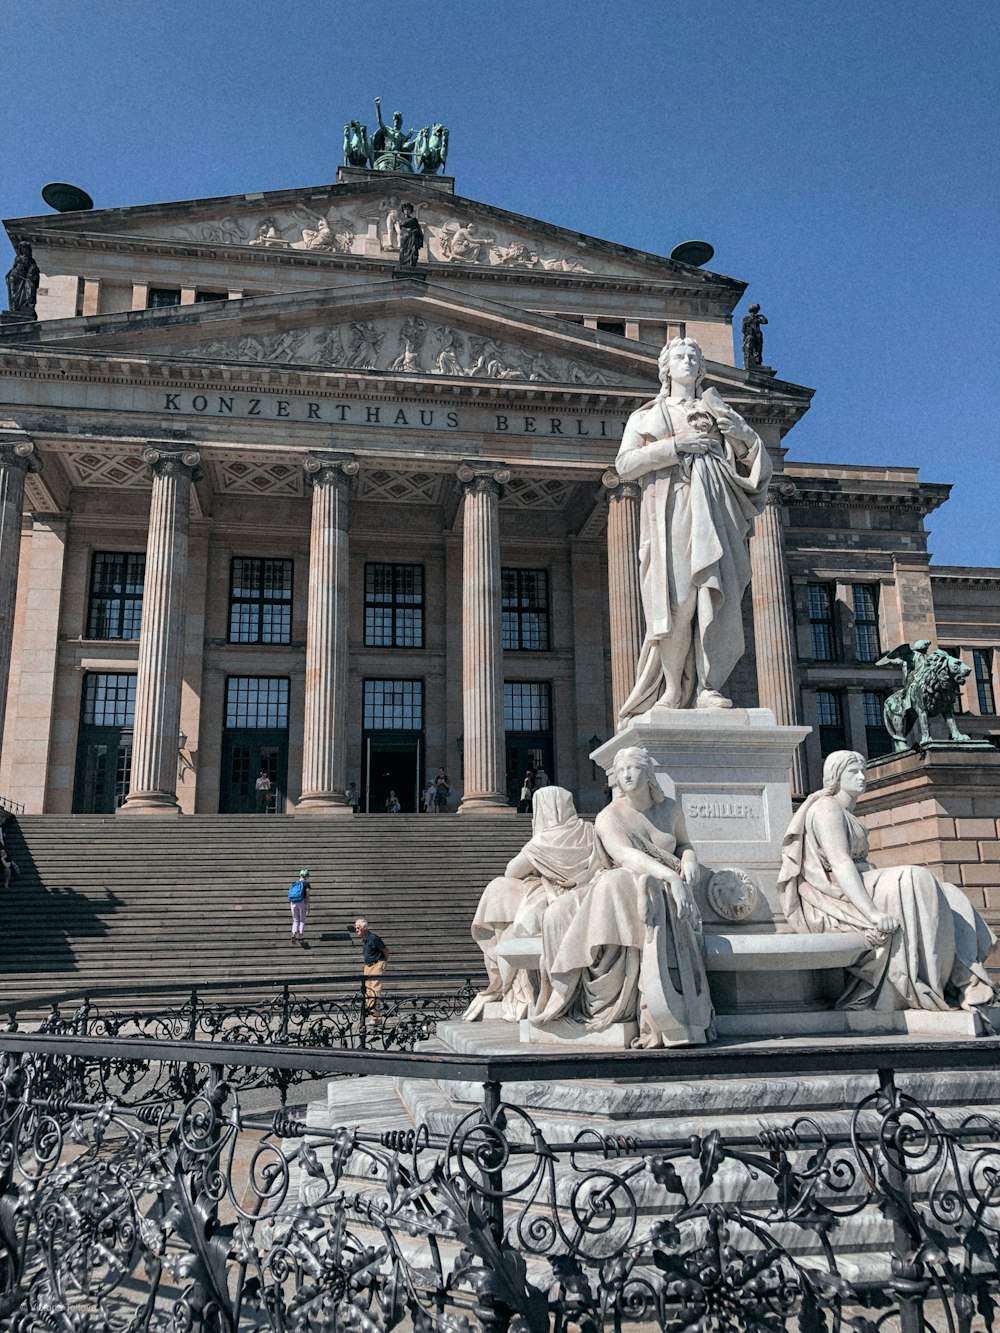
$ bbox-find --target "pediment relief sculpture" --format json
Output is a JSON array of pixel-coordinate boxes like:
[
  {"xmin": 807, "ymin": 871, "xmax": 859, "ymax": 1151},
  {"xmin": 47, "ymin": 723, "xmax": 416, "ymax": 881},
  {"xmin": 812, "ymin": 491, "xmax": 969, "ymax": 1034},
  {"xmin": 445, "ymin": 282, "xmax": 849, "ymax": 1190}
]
[
  {"xmin": 111, "ymin": 199, "xmax": 662, "ymax": 277},
  {"xmin": 182, "ymin": 317, "xmax": 632, "ymax": 384}
]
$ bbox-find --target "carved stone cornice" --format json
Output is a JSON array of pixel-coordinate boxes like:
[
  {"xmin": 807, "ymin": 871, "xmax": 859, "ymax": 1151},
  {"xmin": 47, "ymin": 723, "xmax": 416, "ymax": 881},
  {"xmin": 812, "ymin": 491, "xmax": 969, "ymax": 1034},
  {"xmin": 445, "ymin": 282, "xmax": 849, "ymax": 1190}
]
[
  {"xmin": 456, "ymin": 462, "xmax": 511, "ymax": 497},
  {"xmin": 303, "ymin": 453, "xmax": 360, "ymax": 490},
  {"xmin": 601, "ymin": 468, "xmax": 640, "ymax": 502},
  {"xmin": 141, "ymin": 445, "xmax": 202, "ymax": 482},
  {"xmin": 0, "ymin": 437, "xmax": 41, "ymax": 475}
]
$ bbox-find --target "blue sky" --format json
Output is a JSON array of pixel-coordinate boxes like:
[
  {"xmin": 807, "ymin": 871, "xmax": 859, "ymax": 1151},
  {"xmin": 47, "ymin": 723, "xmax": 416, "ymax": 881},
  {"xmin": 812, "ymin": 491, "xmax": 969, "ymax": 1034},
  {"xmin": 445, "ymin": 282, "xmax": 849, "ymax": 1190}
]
[{"xmin": 2, "ymin": 1, "xmax": 998, "ymax": 566}]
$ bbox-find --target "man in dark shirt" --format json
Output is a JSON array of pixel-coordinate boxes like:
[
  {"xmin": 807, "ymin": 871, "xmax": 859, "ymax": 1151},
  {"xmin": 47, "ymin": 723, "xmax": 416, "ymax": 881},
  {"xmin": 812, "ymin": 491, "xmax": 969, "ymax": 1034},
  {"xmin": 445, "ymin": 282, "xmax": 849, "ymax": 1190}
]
[{"xmin": 354, "ymin": 918, "xmax": 389, "ymax": 1019}]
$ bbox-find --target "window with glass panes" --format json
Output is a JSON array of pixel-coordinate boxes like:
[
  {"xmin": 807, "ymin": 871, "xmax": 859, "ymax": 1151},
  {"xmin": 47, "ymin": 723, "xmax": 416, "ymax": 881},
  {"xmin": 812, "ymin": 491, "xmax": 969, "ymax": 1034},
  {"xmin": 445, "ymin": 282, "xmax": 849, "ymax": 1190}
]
[
  {"xmin": 502, "ymin": 569, "xmax": 550, "ymax": 651},
  {"xmin": 224, "ymin": 677, "xmax": 289, "ymax": 729},
  {"xmin": 82, "ymin": 673, "xmax": 136, "ymax": 727},
  {"xmin": 364, "ymin": 564, "xmax": 424, "ymax": 648},
  {"xmin": 228, "ymin": 558, "xmax": 293, "ymax": 644},
  {"xmin": 852, "ymin": 584, "xmax": 881, "ymax": 662},
  {"xmin": 816, "ymin": 689, "xmax": 847, "ymax": 757},
  {"xmin": 808, "ymin": 584, "xmax": 838, "ymax": 661},
  {"xmin": 504, "ymin": 682, "xmax": 551, "ymax": 733},
  {"xmin": 363, "ymin": 679, "xmax": 423, "ymax": 730},
  {"xmin": 146, "ymin": 287, "xmax": 181, "ymax": 308},
  {"xmin": 863, "ymin": 690, "xmax": 893, "ymax": 759},
  {"xmin": 974, "ymin": 649, "xmax": 996, "ymax": 714},
  {"xmin": 87, "ymin": 552, "xmax": 145, "ymax": 639}
]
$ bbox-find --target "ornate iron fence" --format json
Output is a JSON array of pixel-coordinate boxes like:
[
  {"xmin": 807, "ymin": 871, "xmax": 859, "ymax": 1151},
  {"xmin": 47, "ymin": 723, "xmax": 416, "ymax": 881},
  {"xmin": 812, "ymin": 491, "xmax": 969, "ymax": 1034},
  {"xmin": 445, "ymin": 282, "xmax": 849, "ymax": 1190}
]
[
  {"xmin": 8, "ymin": 973, "xmax": 478, "ymax": 1108},
  {"xmin": 0, "ymin": 1033, "xmax": 998, "ymax": 1329}
]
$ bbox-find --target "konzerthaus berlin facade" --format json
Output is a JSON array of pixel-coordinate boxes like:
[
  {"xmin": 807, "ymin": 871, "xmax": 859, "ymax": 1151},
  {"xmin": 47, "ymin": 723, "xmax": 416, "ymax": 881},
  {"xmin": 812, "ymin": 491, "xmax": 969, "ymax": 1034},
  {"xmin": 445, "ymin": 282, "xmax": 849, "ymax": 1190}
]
[{"xmin": 0, "ymin": 166, "xmax": 997, "ymax": 815}]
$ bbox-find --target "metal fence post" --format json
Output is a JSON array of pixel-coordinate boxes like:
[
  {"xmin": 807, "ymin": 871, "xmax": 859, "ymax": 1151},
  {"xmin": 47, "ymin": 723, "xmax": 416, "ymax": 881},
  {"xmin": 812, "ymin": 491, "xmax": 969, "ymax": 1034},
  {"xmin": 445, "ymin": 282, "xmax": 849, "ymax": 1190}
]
[{"xmin": 877, "ymin": 1067, "xmax": 926, "ymax": 1333}]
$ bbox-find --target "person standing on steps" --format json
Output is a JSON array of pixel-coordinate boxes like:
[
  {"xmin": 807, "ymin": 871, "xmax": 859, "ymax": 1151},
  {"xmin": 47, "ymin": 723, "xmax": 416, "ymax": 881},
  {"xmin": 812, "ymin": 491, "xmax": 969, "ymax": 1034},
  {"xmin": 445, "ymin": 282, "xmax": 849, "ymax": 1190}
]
[
  {"xmin": 433, "ymin": 767, "xmax": 450, "ymax": 814},
  {"xmin": 354, "ymin": 918, "xmax": 389, "ymax": 1020},
  {"xmin": 385, "ymin": 790, "xmax": 401, "ymax": 813},
  {"xmin": 288, "ymin": 869, "xmax": 310, "ymax": 947},
  {"xmin": 255, "ymin": 770, "xmax": 272, "ymax": 813}
]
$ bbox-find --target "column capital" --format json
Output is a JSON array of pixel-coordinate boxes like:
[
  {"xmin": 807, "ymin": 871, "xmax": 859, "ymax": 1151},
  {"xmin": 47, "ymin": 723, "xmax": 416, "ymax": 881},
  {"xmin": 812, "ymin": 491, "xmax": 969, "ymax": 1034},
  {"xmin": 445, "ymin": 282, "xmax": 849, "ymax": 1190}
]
[
  {"xmin": 142, "ymin": 445, "xmax": 201, "ymax": 481},
  {"xmin": 303, "ymin": 453, "xmax": 360, "ymax": 489},
  {"xmin": 457, "ymin": 461, "xmax": 510, "ymax": 496},
  {"xmin": 765, "ymin": 477, "xmax": 797, "ymax": 507},
  {"xmin": 602, "ymin": 468, "xmax": 640, "ymax": 502},
  {"xmin": 0, "ymin": 437, "xmax": 41, "ymax": 475}
]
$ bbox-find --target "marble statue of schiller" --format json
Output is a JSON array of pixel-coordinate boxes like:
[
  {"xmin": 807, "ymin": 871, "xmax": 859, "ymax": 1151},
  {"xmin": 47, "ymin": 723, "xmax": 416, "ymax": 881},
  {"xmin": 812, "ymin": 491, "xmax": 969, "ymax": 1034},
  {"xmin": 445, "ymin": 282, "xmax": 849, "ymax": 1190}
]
[{"xmin": 615, "ymin": 337, "xmax": 771, "ymax": 721}]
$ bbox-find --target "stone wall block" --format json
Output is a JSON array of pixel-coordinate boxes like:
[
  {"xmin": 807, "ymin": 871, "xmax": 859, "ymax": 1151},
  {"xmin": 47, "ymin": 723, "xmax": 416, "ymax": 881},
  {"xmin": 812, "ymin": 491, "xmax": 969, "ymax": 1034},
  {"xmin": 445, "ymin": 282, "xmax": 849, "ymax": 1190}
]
[
  {"xmin": 960, "ymin": 862, "xmax": 1000, "ymax": 887},
  {"xmin": 955, "ymin": 817, "xmax": 996, "ymax": 840}
]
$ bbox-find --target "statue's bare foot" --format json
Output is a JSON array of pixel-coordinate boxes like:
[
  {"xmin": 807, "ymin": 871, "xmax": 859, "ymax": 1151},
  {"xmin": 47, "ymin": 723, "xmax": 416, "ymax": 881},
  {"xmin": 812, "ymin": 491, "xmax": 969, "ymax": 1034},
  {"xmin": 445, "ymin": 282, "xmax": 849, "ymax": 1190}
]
[{"xmin": 696, "ymin": 689, "xmax": 733, "ymax": 710}]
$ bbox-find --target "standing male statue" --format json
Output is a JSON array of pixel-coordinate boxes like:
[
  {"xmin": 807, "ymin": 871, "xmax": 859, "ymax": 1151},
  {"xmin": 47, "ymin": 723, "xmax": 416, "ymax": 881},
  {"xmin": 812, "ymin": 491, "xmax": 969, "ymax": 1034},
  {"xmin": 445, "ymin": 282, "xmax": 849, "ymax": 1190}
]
[
  {"xmin": 371, "ymin": 98, "xmax": 417, "ymax": 171},
  {"xmin": 616, "ymin": 337, "xmax": 771, "ymax": 723}
]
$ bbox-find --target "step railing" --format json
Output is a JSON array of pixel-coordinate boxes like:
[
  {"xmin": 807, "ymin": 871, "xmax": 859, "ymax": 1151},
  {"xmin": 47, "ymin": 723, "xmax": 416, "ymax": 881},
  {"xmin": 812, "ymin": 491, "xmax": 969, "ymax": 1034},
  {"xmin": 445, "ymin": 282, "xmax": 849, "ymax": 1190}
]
[{"xmin": 0, "ymin": 1031, "xmax": 999, "ymax": 1330}]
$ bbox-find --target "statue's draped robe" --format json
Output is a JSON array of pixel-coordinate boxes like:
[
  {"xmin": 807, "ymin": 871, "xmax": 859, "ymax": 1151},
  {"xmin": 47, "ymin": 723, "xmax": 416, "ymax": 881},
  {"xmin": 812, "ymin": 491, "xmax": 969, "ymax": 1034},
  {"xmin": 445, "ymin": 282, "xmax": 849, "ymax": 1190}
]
[
  {"xmin": 532, "ymin": 797, "xmax": 715, "ymax": 1047},
  {"xmin": 616, "ymin": 393, "xmax": 771, "ymax": 719},
  {"xmin": 777, "ymin": 794, "xmax": 995, "ymax": 1012},
  {"xmin": 463, "ymin": 788, "xmax": 602, "ymax": 1021}
]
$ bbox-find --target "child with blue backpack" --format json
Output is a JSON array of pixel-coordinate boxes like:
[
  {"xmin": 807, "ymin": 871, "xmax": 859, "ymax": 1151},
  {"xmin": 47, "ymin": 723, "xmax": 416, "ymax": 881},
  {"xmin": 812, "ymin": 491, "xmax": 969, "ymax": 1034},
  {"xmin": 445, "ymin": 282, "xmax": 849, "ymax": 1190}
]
[{"xmin": 288, "ymin": 869, "xmax": 310, "ymax": 946}]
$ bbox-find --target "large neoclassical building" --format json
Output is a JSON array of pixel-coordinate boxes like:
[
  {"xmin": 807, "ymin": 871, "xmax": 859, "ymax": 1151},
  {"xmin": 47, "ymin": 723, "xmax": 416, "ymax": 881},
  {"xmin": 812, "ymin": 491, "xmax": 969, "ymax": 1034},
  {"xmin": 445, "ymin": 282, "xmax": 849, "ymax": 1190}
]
[{"xmin": 0, "ymin": 160, "xmax": 996, "ymax": 815}]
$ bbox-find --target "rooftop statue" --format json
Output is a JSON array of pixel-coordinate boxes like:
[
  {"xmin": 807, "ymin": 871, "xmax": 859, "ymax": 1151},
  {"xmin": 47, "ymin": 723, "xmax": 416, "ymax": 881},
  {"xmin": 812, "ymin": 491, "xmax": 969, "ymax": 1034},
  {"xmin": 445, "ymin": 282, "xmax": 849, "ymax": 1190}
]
[
  {"xmin": 615, "ymin": 337, "xmax": 772, "ymax": 721},
  {"xmin": 876, "ymin": 639, "xmax": 974, "ymax": 750},
  {"xmin": 741, "ymin": 302, "xmax": 768, "ymax": 370},
  {"xmin": 778, "ymin": 750, "xmax": 996, "ymax": 1016},
  {"xmin": 5, "ymin": 242, "xmax": 40, "ymax": 319},
  {"xmin": 343, "ymin": 100, "xmax": 449, "ymax": 173}
]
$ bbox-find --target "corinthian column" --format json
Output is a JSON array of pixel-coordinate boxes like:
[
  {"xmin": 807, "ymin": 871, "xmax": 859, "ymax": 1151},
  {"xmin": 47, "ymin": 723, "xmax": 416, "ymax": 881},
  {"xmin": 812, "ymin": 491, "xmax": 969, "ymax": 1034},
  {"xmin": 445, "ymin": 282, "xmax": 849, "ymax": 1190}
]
[
  {"xmin": 750, "ymin": 478, "xmax": 806, "ymax": 795},
  {"xmin": 457, "ymin": 462, "xmax": 512, "ymax": 814},
  {"xmin": 297, "ymin": 454, "xmax": 358, "ymax": 813},
  {"xmin": 0, "ymin": 435, "xmax": 39, "ymax": 759},
  {"xmin": 121, "ymin": 447, "xmax": 200, "ymax": 814},
  {"xmin": 602, "ymin": 469, "xmax": 643, "ymax": 726}
]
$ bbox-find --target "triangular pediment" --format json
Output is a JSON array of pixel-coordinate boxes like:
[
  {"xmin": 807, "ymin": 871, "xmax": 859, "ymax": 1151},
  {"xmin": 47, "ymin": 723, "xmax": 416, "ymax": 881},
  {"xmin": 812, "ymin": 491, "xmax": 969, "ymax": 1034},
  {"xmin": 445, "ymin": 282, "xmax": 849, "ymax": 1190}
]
[
  {"xmin": 6, "ymin": 280, "xmax": 666, "ymax": 390},
  {"xmin": 8, "ymin": 176, "xmax": 742, "ymax": 294}
]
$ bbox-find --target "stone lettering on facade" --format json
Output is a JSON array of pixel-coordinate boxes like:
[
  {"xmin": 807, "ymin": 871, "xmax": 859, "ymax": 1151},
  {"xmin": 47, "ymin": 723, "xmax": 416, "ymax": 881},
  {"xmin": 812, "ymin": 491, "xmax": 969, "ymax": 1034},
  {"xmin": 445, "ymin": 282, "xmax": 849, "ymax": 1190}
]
[{"xmin": 679, "ymin": 789, "xmax": 767, "ymax": 842}]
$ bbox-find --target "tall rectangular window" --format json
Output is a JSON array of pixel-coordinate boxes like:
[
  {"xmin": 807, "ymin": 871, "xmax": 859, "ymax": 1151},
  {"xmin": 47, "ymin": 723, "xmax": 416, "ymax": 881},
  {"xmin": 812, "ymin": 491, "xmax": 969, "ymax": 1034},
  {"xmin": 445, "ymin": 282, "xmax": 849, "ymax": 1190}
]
[
  {"xmin": 974, "ymin": 649, "xmax": 996, "ymax": 714},
  {"xmin": 82, "ymin": 673, "xmax": 136, "ymax": 727},
  {"xmin": 146, "ymin": 287, "xmax": 181, "ymax": 308},
  {"xmin": 852, "ymin": 584, "xmax": 881, "ymax": 662},
  {"xmin": 808, "ymin": 583, "xmax": 838, "ymax": 661},
  {"xmin": 504, "ymin": 682, "xmax": 552, "ymax": 733},
  {"xmin": 225, "ymin": 677, "xmax": 289, "ymax": 729},
  {"xmin": 363, "ymin": 679, "xmax": 423, "ymax": 730},
  {"xmin": 87, "ymin": 552, "xmax": 145, "ymax": 639},
  {"xmin": 502, "ymin": 569, "xmax": 550, "ymax": 651},
  {"xmin": 816, "ymin": 689, "xmax": 847, "ymax": 757},
  {"xmin": 364, "ymin": 564, "xmax": 424, "ymax": 648},
  {"xmin": 863, "ymin": 689, "xmax": 893, "ymax": 759},
  {"xmin": 229, "ymin": 558, "xmax": 293, "ymax": 644}
]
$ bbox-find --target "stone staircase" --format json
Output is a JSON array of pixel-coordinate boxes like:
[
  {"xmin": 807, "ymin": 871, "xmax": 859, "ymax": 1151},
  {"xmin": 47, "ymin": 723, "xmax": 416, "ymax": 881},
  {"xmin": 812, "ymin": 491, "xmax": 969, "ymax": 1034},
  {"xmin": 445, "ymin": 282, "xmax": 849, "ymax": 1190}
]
[{"xmin": 1, "ymin": 814, "xmax": 529, "ymax": 1010}]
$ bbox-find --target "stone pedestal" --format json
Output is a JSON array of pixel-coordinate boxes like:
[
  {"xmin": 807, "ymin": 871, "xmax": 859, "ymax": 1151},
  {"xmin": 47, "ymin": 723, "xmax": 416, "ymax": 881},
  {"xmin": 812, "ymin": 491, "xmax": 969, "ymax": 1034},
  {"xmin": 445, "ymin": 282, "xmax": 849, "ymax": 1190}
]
[
  {"xmin": 859, "ymin": 745, "xmax": 1000, "ymax": 964},
  {"xmin": 591, "ymin": 708, "xmax": 810, "ymax": 918}
]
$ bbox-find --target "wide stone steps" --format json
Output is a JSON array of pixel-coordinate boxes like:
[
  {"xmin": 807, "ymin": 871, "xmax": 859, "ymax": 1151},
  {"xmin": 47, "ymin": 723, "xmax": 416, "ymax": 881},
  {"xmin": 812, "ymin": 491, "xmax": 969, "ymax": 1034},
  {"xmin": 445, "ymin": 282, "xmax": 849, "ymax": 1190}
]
[{"xmin": 2, "ymin": 814, "xmax": 526, "ymax": 1009}]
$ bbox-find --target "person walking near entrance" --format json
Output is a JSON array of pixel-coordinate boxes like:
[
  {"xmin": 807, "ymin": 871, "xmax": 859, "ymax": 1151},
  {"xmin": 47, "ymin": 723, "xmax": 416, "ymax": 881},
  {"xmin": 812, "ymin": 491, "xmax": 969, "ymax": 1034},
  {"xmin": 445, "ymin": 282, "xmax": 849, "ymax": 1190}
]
[
  {"xmin": 354, "ymin": 918, "xmax": 389, "ymax": 1019},
  {"xmin": 255, "ymin": 770, "xmax": 272, "ymax": 813},
  {"xmin": 433, "ymin": 767, "xmax": 450, "ymax": 814},
  {"xmin": 288, "ymin": 869, "xmax": 310, "ymax": 946},
  {"xmin": 385, "ymin": 790, "xmax": 401, "ymax": 813}
]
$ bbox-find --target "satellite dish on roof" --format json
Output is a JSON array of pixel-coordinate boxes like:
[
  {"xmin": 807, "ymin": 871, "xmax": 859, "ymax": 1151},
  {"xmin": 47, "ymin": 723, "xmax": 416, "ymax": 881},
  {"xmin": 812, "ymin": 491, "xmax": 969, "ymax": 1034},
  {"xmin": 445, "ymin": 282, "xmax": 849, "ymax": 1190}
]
[
  {"xmin": 670, "ymin": 239, "xmax": 714, "ymax": 267},
  {"xmin": 41, "ymin": 182, "xmax": 94, "ymax": 213}
]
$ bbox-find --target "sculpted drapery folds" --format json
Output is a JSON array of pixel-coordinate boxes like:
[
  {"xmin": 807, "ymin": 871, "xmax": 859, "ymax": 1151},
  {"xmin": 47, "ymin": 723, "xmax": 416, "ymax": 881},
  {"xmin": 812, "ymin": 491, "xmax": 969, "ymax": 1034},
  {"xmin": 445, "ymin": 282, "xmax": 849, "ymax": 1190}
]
[
  {"xmin": 463, "ymin": 756, "xmax": 715, "ymax": 1048},
  {"xmin": 777, "ymin": 751, "xmax": 997, "ymax": 1016},
  {"xmin": 615, "ymin": 337, "xmax": 771, "ymax": 722}
]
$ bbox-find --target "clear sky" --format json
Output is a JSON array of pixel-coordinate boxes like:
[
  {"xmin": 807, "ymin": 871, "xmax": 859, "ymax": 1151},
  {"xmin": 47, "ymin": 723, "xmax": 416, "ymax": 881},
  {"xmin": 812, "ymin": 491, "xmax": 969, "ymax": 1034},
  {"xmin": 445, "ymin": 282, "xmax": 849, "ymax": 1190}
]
[{"xmin": 2, "ymin": 1, "xmax": 997, "ymax": 566}]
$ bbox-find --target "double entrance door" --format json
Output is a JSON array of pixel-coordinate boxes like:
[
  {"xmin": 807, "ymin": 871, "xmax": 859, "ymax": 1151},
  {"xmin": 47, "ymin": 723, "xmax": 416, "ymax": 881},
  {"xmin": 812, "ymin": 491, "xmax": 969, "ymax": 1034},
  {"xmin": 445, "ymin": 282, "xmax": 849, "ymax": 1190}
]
[
  {"xmin": 362, "ymin": 735, "xmax": 423, "ymax": 813},
  {"xmin": 73, "ymin": 727, "xmax": 133, "ymax": 813},
  {"xmin": 220, "ymin": 731, "xmax": 287, "ymax": 814}
]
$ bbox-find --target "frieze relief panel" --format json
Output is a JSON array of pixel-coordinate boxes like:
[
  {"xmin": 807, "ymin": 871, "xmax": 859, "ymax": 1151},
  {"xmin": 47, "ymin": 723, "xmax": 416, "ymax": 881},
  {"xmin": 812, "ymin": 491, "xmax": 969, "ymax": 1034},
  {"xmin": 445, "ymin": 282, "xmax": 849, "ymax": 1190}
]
[
  {"xmin": 184, "ymin": 318, "xmax": 627, "ymax": 385},
  {"xmin": 119, "ymin": 196, "xmax": 666, "ymax": 277},
  {"xmin": 211, "ymin": 457, "xmax": 303, "ymax": 497}
]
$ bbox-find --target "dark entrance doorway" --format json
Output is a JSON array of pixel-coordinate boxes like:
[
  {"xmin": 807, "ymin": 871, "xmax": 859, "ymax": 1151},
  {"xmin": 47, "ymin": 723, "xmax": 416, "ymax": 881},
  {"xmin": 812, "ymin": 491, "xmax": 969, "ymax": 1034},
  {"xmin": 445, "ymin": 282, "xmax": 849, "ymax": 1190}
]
[
  {"xmin": 505, "ymin": 738, "xmax": 554, "ymax": 808},
  {"xmin": 363, "ymin": 736, "xmax": 422, "ymax": 813},
  {"xmin": 73, "ymin": 673, "xmax": 136, "ymax": 813},
  {"xmin": 220, "ymin": 731, "xmax": 287, "ymax": 813},
  {"xmin": 503, "ymin": 681, "xmax": 554, "ymax": 807},
  {"xmin": 219, "ymin": 677, "xmax": 290, "ymax": 813}
]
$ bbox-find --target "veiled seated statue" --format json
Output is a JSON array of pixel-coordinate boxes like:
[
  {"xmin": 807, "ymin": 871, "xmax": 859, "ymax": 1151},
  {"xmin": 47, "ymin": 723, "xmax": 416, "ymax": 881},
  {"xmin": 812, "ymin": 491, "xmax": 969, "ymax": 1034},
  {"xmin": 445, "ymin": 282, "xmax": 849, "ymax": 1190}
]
[
  {"xmin": 777, "ymin": 750, "xmax": 997, "ymax": 1015},
  {"xmin": 463, "ymin": 750, "xmax": 715, "ymax": 1048}
]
